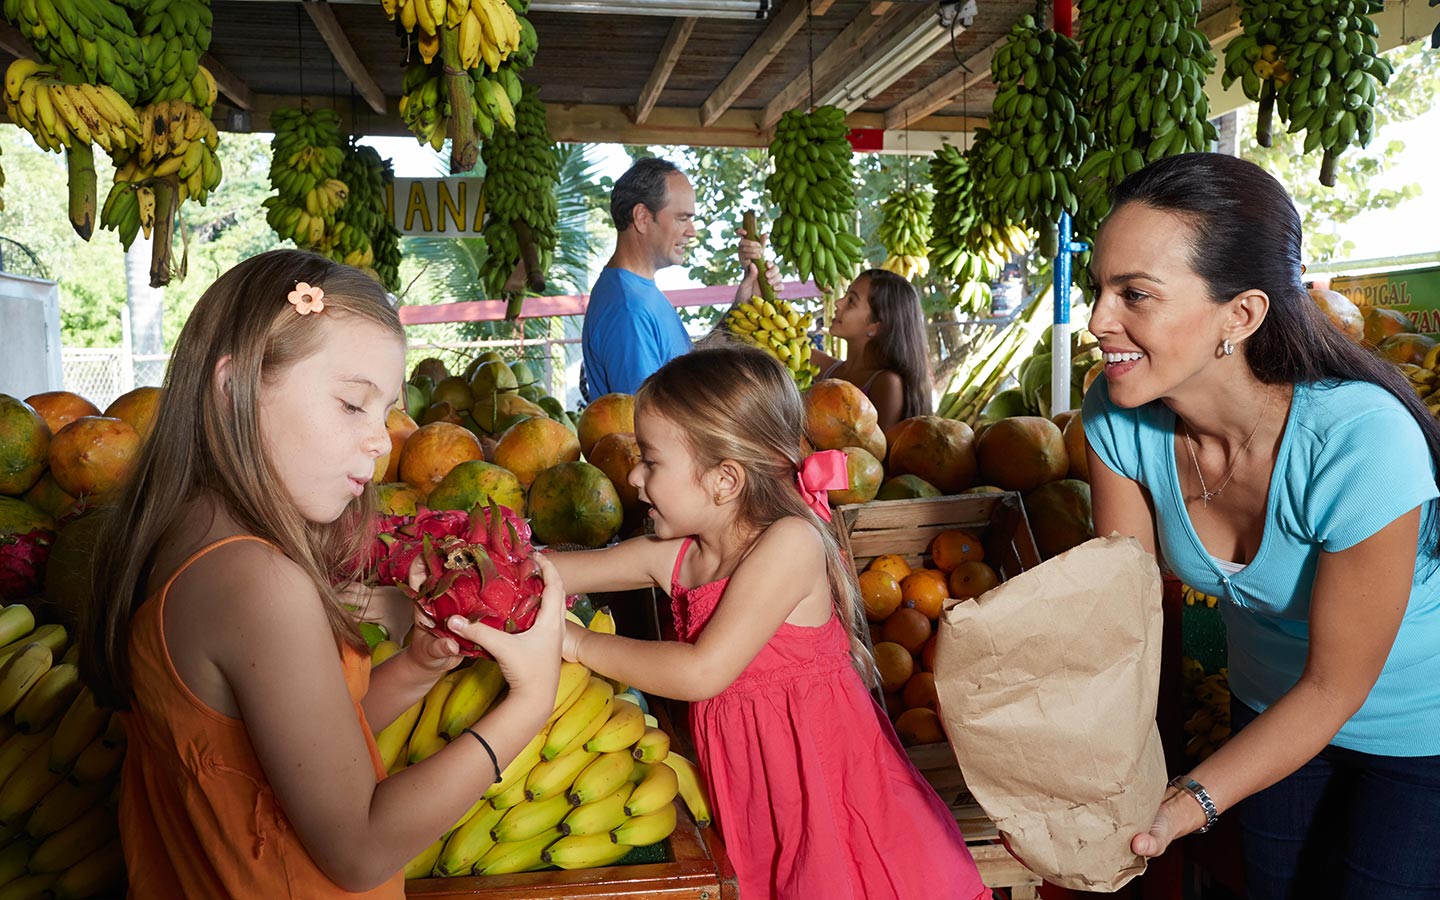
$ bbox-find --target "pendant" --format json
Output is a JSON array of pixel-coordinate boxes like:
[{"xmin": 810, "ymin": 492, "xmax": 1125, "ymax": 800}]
[{"xmin": 1200, "ymin": 490, "xmax": 1216, "ymax": 506}]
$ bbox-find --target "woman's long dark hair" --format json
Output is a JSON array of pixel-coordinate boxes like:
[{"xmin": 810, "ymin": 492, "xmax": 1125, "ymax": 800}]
[
  {"xmin": 1112, "ymin": 152, "xmax": 1440, "ymax": 555},
  {"xmin": 858, "ymin": 269, "xmax": 933, "ymax": 419}
]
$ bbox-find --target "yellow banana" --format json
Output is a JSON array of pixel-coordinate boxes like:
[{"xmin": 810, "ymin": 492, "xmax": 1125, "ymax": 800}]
[
  {"xmin": 583, "ymin": 699, "xmax": 644, "ymax": 754},
  {"xmin": 490, "ymin": 790, "xmax": 571, "ymax": 843},
  {"xmin": 370, "ymin": 640, "xmax": 403, "ymax": 667},
  {"xmin": 0, "ymin": 643, "xmax": 53, "ymax": 717},
  {"xmin": 439, "ymin": 658, "xmax": 504, "ymax": 740},
  {"xmin": 0, "ymin": 873, "xmax": 56, "ymax": 900},
  {"xmin": 26, "ymin": 777, "xmax": 107, "ymax": 839},
  {"xmin": 560, "ymin": 784, "xmax": 631, "ymax": 836},
  {"xmin": 631, "ymin": 726, "xmax": 670, "ymax": 763},
  {"xmin": 0, "ymin": 625, "xmax": 64, "ymax": 665},
  {"xmin": 611, "ymin": 802, "xmax": 677, "ymax": 847},
  {"xmin": 661, "ymin": 753, "xmax": 713, "ymax": 827},
  {"xmin": 546, "ymin": 661, "xmax": 590, "ymax": 725},
  {"xmin": 0, "ymin": 738, "xmax": 65, "ymax": 826},
  {"xmin": 0, "ymin": 726, "xmax": 53, "ymax": 788},
  {"xmin": 542, "ymin": 677, "xmax": 613, "ymax": 761},
  {"xmin": 434, "ymin": 799, "xmax": 505, "ymax": 876},
  {"xmin": 374, "ymin": 696, "xmax": 422, "ymax": 772},
  {"xmin": 0, "ymin": 606, "xmax": 35, "ymax": 648},
  {"xmin": 49, "ymin": 687, "xmax": 108, "ymax": 774},
  {"xmin": 524, "ymin": 746, "xmax": 596, "ymax": 802},
  {"xmin": 624, "ymin": 757, "xmax": 679, "ymax": 817},
  {"xmin": 568, "ymin": 750, "xmax": 636, "ymax": 807},
  {"xmin": 14, "ymin": 662, "xmax": 80, "ymax": 734},
  {"xmin": 47, "ymin": 838, "xmax": 123, "ymax": 900},
  {"xmin": 68, "ymin": 730, "xmax": 124, "ymax": 783},
  {"xmin": 542, "ymin": 832, "xmax": 631, "ymax": 870},
  {"xmin": 483, "ymin": 728, "xmax": 545, "ymax": 802},
  {"xmin": 402, "ymin": 836, "xmax": 444, "ymax": 879},
  {"xmin": 488, "ymin": 774, "xmax": 529, "ymax": 811},
  {"xmin": 27, "ymin": 804, "xmax": 115, "ymax": 873},
  {"xmin": 473, "ymin": 829, "xmax": 553, "ymax": 876},
  {"xmin": 408, "ymin": 670, "xmax": 461, "ymax": 764},
  {"xmin": 588, "ymin": 607, "xmax": 616, "ymax": 635},
  {"xmin": 0, "ymin": 839, "xmax": 29, "ymax": 890}
]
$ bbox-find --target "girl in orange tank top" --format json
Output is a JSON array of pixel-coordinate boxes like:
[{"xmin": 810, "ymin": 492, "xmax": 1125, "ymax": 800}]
[{"xmin": 80, "ymin": 251, "xmax": 563, "ymax": 897}]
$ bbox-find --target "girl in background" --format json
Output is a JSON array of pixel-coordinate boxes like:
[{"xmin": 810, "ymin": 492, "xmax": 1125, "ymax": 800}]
[
  {"xmin": 83, "ymin": 250, "xmax": 562, "ymax": 897},
  {"xmin": 548, "ymin": 345, "xmax": 984, "ymax": 900}
]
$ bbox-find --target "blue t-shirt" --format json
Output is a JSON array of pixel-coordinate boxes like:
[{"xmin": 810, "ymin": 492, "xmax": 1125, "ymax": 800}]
[
  {"xmin": 581, "ymin": 268, "xmax": 691, "ymax": 397},
  {"xmin": 1083, "ymin": 375, "xmax": 1440, "ymax": 756}
]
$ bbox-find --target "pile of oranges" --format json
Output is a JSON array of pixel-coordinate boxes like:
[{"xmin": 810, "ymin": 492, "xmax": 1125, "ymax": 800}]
[{"xmin": 859, "ymin": 529, "xmax": 1000, "ymax": 746}]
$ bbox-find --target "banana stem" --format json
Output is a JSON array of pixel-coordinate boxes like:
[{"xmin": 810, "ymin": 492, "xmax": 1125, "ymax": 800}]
[
  {"xmin": 148, "ymin": 179, "xmax": 178, "ymax": 288},
  {"xmin": 742, "ymin": 210, "xmax": 776, "ymax": 305},
  {"xmin": 514, "ymin": 219, "xmax": 545, "ymax": 294},
  {"xmin": 1319, "ymin": 148, "xmax": 1338, "ymax": 187},
  {"xmin": 66, "ymin": 142, "xmax": 97, "ymax": 241},
  {"xmin": 1037, "ymin": 222, "xmax": 1060, "ymax": 260},
  {"xmin": 1256, "ymin": 79, "xmax": 1276, "ymax": 148},
  {"xmin": 441, "ymin": 27, "xmax": 478, "ymax": 174}
]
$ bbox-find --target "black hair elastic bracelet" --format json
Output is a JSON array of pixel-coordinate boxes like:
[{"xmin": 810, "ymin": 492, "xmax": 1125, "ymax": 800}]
[{"xmin": 463, "ymin": 728, "xmax": 501, "ymax": 784}]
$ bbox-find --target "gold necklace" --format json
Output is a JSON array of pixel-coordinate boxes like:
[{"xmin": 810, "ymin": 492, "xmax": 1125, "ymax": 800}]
[{"xmin": 1181, "ymin": 390, "xmax": 1273, "ymax": 507}]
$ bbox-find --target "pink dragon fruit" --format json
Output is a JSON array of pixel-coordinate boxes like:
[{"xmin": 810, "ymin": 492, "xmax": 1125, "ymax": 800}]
[{"xmin": 0, "ymin": 529, "xmax": 53, "ymax": 601}]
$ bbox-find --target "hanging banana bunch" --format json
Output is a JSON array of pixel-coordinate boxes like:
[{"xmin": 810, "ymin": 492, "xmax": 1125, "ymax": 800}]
[
  {"xmin": 766, "ymin": 105, "xmax": 865, "ymax": 292},
  {"xmin": 337, "ymin": 143, "xmax": 404, "ymax": 291},
  {"xmin": 928, "ymin": 138, "xmax": 1030, "ymax": 315},
  {"xmin": 479, "ymin": 83, "xmax": 559, "ymax": 318},
  {"xmin": 1220, "ymin": 0, "xmax": 1293, "ymax": 147},
  {"xmin": 876, "ymin": 184, "xmax": 933, "ymax": 282},
  {"xmin": 134, "ymin": 0, "xmax": 212, "ymax": 103},
  {"xmin": 1, "ymin": 0, "xmax": 148, "ymax": 103},
  {"xmin": 980, "ymin": 15, "xmax": 1089, "ymax": 258},
  {"xmin": 1273, "ymin": 0, "xmax": 1391, "ymax": 186},
  {"xmin": 1075, "ymin": 0, "xmax": 1217, "ymax": 228},
  {"xmin": 261, "ymin": 107, "xmax": 349, "ymax": 254}
]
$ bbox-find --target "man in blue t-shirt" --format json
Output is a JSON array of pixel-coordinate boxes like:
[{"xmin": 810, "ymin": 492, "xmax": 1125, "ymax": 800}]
[{"xmin": 582, "ymin": 157, "xmax": 775, "ymax": 399}]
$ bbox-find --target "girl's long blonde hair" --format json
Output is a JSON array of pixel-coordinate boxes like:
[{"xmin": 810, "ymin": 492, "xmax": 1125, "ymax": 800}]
[
  {"xmin": 637, "ymin": 345, "xmax": 878, "ymax": 686},
  {"xmin": 83, "ymin": 250, "xmax": 404, "ymax": 708}
]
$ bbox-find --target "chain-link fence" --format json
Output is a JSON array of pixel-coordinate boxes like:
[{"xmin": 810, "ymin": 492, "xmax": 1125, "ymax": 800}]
[{"xmin": 61, "ymin": 349, "xmax": 168, "ymax": 410}]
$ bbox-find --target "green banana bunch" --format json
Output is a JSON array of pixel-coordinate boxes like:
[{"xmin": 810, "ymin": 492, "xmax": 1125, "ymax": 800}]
[
  {"xmin": 262, "ymin": 107, "xmax": 349, "ymax": 254},
  {"xmin": 765, "ymin": 105, "xmax": 865, "ymax": 291},
  {"xmin": 982, "ymin": 15, "xmax": 1090, "ymax": 258},
  {"xmin": 1220, "ymin": 0, "xmax": 1293, "ymax": 146},
  {"xmin": 875, "ymin": 185, "xmax": 933, "ymax": 282},
  {"xmin": 1272, "ymin": 0, "xmax": 1390, "ymax": 185},
  {"xmin": 1075, "ymin": 0, "xmax": 1217, "ymax": 228},
  {"xmin": 333, "ymin": 141, "xmax": 406, "ymax": 286},
  {"xmin": 400, "ymin": 60, "xmax": 452, "ymax": 152},
  {"xmin": 1, "ymin": 0, "xmax": 149, "ymax": 104},
  {"xmin": 725, "ymin": 295, "xmax": 822, "ymax": 390},
  {"xmin": 928, "ymin": 138, "xmax": 1030, "ymax": 315},
  {"xmin": 479, "ymin": 82, "xmax": 559, "ymax": 313}
]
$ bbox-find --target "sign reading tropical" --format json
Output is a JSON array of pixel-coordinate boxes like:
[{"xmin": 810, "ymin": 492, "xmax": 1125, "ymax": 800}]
[
  {"xmin": 1333, "ymin": 265, "xmax": 1440, "ymax": 336},
  {"xmin": 387, "ymin": 178, "xmax": 486, "ymax": 237}
]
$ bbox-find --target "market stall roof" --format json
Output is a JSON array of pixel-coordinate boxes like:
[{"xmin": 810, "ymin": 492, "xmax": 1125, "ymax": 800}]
[{"xmin": 0, "ymin": 0, "xmax": 1431, "ymax": 148}]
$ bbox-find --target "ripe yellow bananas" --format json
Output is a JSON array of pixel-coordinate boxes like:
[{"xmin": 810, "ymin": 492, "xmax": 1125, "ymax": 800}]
[
  {"xmin": 559, "ymin": 785, "xmax": 631, "ymax": 836},
  {"xmin": 473, "ymin": 829, "xmax": 553, "ymax": 876},
  {"xmin": 541, "ymin": 677, "xmax": 613, "ymax": 761},
  {"xmin": 583, "ymin": 699, "xmax": 645, "ymax": 754},
  {"xmin": 542, "ymin": 832, "xmax": 632, "ymax": 870},
  {"xmin": 726, "ymin": 296, "xmax": 822, "ymax": 390},
  {"xmin": 524, "ymin": 746, "xmax": 597, "ymax": 802},
  {"xmin": 408, "ymin": 670, "xmax": 461, "ymax": 764},
  {"xmin": 568, "ymin": 749, "xmax": 636, "ymax": 807},
  {"xmin": 610, "ymin": 802, "xmax": 676, "ymax": 848},
  {"xmin": 0, "ymin": 643, "xmax": 53, "ymax": 716},
  {"xmin": 661, "ymin": 753, "xmax": 714, "ymax": 828},
  {"xmin": 623, "ymin": 757, "xmax": 679, "ymax": 817},
  {"xmin": 439, "ymin": 658, "xmax": 504, "ymax": 740},
  {"xmin": 631, "ymin": 726, "xmax": 670, "ymax": 763},
  {"xmin": 490, "ymin": 790, "xmax": 571, "ymax": 843},
  {"xmin": 434, "ymin": 799, "xmax": 505, "ymax": 876},
  {"xmin": 14, "ymin": 662, "xmax": 80, "ymax": 734}
]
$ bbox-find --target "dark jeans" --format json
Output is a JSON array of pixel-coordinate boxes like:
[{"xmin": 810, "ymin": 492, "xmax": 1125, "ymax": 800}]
[{"xmin": 1231, "ymin": 700, "xmax": 1440, "ymax": 900}]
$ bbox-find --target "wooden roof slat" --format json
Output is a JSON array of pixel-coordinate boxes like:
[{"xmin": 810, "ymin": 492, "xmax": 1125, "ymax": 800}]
[
  {"xmin": 201, "ymin": 52, "xmax": 257, "ymax": 111},
  {"xmin": 883, "ymin": 31, "xmax": 1001, "ymax": 130},
  {"xmin": 760, "ymin": 0, "xmax": 895, "ymax": 129},
  {"xmin": 635, "ymin": 16, "xmax": 697, "ymax": 125},
  {"xmin": 699, "ymin": 0, "xmax": 810, "ymax": 126},
  {"xmin": 302, "ymin": 0, "xmax": 386, "ymax": 115}
]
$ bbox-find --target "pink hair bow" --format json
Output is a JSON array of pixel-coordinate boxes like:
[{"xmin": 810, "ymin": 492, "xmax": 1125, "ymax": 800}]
[{"xmin": 797, "ymin": 449, "xmax": 849, "ymax": 523}]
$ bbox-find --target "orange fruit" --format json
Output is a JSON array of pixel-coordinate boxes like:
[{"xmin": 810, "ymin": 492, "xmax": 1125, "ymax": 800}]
[
  {"xmin": 868, "ymin": 554, "xmax": 911, "ymax": 583},
  {"xmin": 375, "ymin": 482, "xmax": 424, "ymax": 517},
  {"xmin": 398, "ymin": 422, "xmax": 486, "ymax": 499},
  {"xmin": 902, "ymin": 671, "xmax": 940, "ymax": 712},
  {"xmin": 103, "ymin": 386, "xmax": 162, "ymax": 441},
  {"xmin": 804, "ymin": 379, "xmax": 880, "ymax": 453},
  {"xmin": 48, "ymin": 416, "xmax": 140, "ymax": 498},
  {"xmin": 881, "ymin": 606, "xmax": 933, "ymax": 655},
  {"xmin": 948, "ymin": 560, "xmax": 1000, "ymax": 599},
  {"xmin": 493, "ymin": 416, "xmax": 582, "ymax": 488},
  {"xmin": 874, "ymin": 641, "xmax": 915, "ymax": 693},
  {"xmin": 577, "ymin": 393, "xmax": 636, "ymax": 460},
  {"xmin": 899, "ymin": 571, "xmax": 947, "ymax": 620},
  {"xmin": 1063, "ymin": 413, "xmax": 1088, "ymax": 481},
  {"xmin": 858, "ymin": 569, "xmax": 902, "ymax": 621},
  {"xmin": 920, "ymin": 633, "xmax": 938, "ymax": 672},
  {"xmin": 929, "ymin": 529, "xmax": 984, "ymax": 571},
  {"xmin": 0, "ymin": 395, "xmax": 52, "ymax": 496},
  {"xmin": 382, "ymin": 406, "xmax": 419, "ymax": 483},
  {"xmin": 894, "ymin": 708, "xmax": 945, "ymax": 745},
  {"xmin": 828, "ymin": 446, "xmax": 884, "ymax": 506},
  {"xmin": 526, "ymin": 461, "xmax": 625, "ymax": 549},
  {"xmin": 25, "ymin": 391, "xmax": 100, "ymax": 436}
]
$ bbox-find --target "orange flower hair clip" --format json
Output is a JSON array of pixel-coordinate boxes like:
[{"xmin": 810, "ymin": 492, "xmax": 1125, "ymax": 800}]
[{"xmin": 288, "ymin": 282, "xmax": 326, "ymax": 315}]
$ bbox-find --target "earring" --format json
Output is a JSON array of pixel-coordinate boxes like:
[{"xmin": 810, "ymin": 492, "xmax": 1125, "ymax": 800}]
[
  {"xmin": 712, "ymin": 490, "xmax": 723, "ymax": 505},
  {"xmin": 1222, "ymin": 338, "xmax": 1234, "ymax": 356}
]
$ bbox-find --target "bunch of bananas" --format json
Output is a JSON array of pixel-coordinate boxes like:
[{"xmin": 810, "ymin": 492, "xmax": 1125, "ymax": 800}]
[
  {"xmin": 0, "ymin": 604, "xmax": 128, "ymax": 898},
  {"xmin": 1075, "ymin": 0, "xmax": 1217, "ymax": 227},
  {"xmin": 3, "ymin": 60, "xmax": 140, "ymax": 154},
  {"xmin": 262, "ymin": 107, "xmax": 349, "ymax": 253},
  {"xmin": 478, "ymin": 84, "xmax": 558, "ymax": 309},
  {"xmin": 1, "ymin": 0, "xmax": 148, "ymax": 103},
  {"xmin": 1220, "ymin": 0, "xmax": 1293, "ymax": 146},
  {"xmin": 135, "ymin": 0, "xmax": 211, "ymax": 104},
  {"xmin": 391, "ymin": 611, "xmax": 711, "ymax": 879},
  {"xmin": 875, "ymin": 185, "xmax": 933, "ymax": 282},
  {"xmin": 399, "ymin": 62, "xmax": 451, "ymax": 153},
  {"xmin": 1397, "ymin": 359, "xmax": 1440, "ymax": 417},
  {"xmin": 725, "ymin": 296, "xmax": 822, "ymax": 390},
  {"xmin": 928, "ymin": 139, "xmax": 1031, "ymax": 315},
  {"xmin": 1181, "ymin": 658, "xmax": 1231, "ymax": 761},
  {"xmin": 766, "ymin": 105, "xmax": 865, "ymax": 291},
  {"xmin": 981, "ymin": 15, "xmax": 1089, "ymax": 258},
  {"xmin": 1273, "ymin": 0, "xmax": 1390, "ymax": 186},
  {"xmin": 336, "ymin": 143, "xmax": 403, "ymax": 290}
]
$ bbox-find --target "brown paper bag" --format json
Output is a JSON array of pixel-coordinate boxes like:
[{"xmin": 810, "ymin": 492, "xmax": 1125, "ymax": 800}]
[{"xmin": 933, "ymin": 535, "xmax": 1166, "ymax": 892}]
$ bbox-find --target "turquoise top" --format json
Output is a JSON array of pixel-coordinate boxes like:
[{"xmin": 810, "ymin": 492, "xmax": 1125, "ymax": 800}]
[
  {"xmin": 1083, "ymin": 375, "xmax": 1440, "ymax": 755},
  {"xmin": 581, "ymin": 267, "xmax": 692, "ymax": 397}
]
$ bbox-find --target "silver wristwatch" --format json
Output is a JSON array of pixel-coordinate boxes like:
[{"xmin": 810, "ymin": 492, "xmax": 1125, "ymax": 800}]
[{"xmin": 1169, "ymin": 776, "xmax": 1219, "ymax": 834}]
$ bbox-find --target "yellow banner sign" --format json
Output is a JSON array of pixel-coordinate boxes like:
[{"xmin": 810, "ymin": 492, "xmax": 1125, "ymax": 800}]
[{"xmin": 387, "ymin": 177, "xmax": 486, "ymax": 237}]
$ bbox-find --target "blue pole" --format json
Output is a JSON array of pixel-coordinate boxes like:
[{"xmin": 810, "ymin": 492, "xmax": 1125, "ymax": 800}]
[{"xmin": 1051, "ymin": 211, "xmax": 1074, "ymax": 415}]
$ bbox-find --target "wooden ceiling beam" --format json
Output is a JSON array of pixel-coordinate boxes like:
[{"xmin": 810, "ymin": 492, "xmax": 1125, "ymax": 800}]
[
  {"xmin": 810, "ymin": 0, "xmax": 838, "ymax": 13},
  {"xmin": 759, "ymin": 1, "xmax": 898, "ymax": 129},
  {"xmin": 302, "ymin": 0, "xmax": 387, "ymax": 115},
  {"xmin": 200, "ymin": 52, "xmax": 257, "ymax": 111},
  {"xmin": 635, "ymin": 16, "xmax": 696, "ymax": 125},
  {"xmin": 699, "ymin": 0, "xmax": 809, "ymax": 126},
  {"xmin": 883, "ymin": 31, "xmax": 1002, "ymax": 130},
  {"xmin": 1198, "ymin": 5, "xmax": 1244, "ymax": 44}
]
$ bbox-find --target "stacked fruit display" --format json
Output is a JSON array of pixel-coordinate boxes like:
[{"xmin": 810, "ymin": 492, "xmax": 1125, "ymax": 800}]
[
  {"xmin": 875, "ymin": 185, "xmax": 934, "ymax": 282},
  {"xmin": 765, "ymin": 105, "xmax": 865, "ymax": 291},
  {"xmin": 928, "ymin": 137, "xmax": 1030, "ymax": 315},
  {"xmin": 980, "ymin": 15, "xmax": 1090, "ymax": 258},
  {"xmin": 724, "ymin": 296, "xmax": 823, "ymax": 390},
  {"xmin": 388, "ymin": 613, "xmax": 712, "ymax": 879},
  {"xmin": 478, "ymin": 84, "xmax": 560, "ymax": 315},
  {"xmin": 333, "ymin": 142, "xmax": 403, "ymax": 287},
  {"xmin": 0, "ymin": 605, "xmax": 126, "ymax": 898},
  {"xmin": 1075, "ymin": 0, "xmax": 1217, "ymax": 226},
  {"xmin": 262, "ymin": 108, "xmax": 349, "ymax": 254}
]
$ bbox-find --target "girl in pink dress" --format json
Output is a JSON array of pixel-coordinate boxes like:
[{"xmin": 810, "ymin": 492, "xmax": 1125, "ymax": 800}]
[{"xmin": 550, "ymin": 345, "xmax": 987, "ymax": 900}]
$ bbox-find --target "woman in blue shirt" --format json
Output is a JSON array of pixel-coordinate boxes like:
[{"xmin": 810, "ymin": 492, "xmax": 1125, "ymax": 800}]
[{"xmin": 1082, "ymin": 152, "xmax": 1440, "ymax": 899}]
